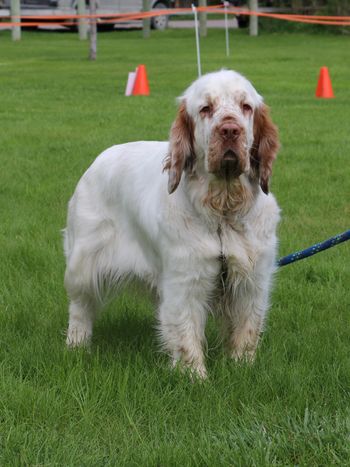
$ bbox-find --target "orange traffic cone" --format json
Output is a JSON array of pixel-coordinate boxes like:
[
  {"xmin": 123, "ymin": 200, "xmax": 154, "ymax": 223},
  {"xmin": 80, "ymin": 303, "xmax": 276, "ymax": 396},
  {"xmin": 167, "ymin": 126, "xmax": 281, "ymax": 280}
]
[
  {"xmin": 132, "ymin": 65, "xmax": 150, "ymax": 96},
  {"xmin": 315, "ymin": 66, "xmax": 334, "ymax": 99}
]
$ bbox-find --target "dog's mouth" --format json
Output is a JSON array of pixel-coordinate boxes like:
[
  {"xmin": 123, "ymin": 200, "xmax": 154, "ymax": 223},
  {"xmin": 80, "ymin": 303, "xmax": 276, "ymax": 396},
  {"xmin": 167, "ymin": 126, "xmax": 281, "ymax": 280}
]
[
  {"xmin": 222, "ymin": 149, "xmax": 238, "ymax": 161},
  {"xmin": 220, "ymin": 149, "xmax": 243, "ymax": 180}
]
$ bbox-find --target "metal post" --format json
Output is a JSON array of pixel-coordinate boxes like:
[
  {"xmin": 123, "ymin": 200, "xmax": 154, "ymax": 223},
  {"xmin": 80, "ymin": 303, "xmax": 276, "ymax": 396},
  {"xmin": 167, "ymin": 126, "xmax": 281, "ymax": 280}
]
[
  {"xmin": 223, "ymin": 1, "xmax": 230, "ymax": 57},
  {"xmin": 143, "ymin": 0, "xmax": 151, "ymax": 38},
  {"xmin": 89, "ymin": 0, "xmax": 97, "ymax": 60},
  {"xmin": 192, "ymin": 5, "xmax": 201, "ymax": 77},
  {"xmin": 77, "ymin": 0, "xmax": 88, "ymax": 40},
  {"xmin": 198, "ymin": 0, "xmax": 207, "ymax": 38},
  {"xmin": 249, "ymin": 0, "xmax": 258, "ymax": 36},
  {"xmin": 10, "ymin": 0, "xmax": 21, "ymax": 41}
]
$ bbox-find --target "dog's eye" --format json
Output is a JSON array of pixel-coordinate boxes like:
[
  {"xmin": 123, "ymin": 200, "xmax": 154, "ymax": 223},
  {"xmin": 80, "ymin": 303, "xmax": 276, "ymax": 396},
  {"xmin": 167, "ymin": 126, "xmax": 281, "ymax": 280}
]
[
  {"xmin": 200, "ymin": 105, "xmax": 212, "ymax": 116},
  {"xmin": 242, "ymin": 103, "xmax": 253, "ymax": 114}
]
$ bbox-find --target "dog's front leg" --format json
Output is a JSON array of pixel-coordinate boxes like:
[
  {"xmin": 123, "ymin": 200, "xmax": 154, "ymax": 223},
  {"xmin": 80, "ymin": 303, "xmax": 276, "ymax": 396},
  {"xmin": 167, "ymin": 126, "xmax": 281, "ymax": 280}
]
[
  {"xmin": 158, "ymin": 261, "xmax": 218, "ymax": 379},
  {"xmin": 223, "ymin": 267, "xmax": 273, "ymax": 363}
]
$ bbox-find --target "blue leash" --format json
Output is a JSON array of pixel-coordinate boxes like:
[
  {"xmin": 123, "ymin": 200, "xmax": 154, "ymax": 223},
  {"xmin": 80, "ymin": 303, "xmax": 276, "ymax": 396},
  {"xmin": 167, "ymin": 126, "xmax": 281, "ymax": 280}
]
[{"xmin": 277, "ymin": 229, "xmax": 350, "ymax": 267}]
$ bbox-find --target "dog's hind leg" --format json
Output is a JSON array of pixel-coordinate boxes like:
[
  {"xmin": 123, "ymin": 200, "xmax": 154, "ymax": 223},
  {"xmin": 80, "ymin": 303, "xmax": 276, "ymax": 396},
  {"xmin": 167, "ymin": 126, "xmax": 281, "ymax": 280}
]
[
  {"xmin": 66, "ymin": 295, "xmax": 98, "ymax": 347},
  {"xmin": 64, "ymin": 247, "xmax": 102, "ymax": 347}
]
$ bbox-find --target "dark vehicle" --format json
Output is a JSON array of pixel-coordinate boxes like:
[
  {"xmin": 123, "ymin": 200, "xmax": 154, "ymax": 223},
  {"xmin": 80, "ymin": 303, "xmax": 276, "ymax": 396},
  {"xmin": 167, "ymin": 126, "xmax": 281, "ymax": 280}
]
[
  {"xmin": 0, "ymin": 0, "xmax": 175, "ymax": 30},
  {"xmin": 228, "ymin": 0, "xmax": 287, "ymax": 28}
]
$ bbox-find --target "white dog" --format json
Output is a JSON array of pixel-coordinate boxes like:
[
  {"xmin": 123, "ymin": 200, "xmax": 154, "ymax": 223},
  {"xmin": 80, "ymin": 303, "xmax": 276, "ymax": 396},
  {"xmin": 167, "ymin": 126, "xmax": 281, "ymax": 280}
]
[{"xmin": 64, "ymin": 70, "xmax": 280, "ymax": 378}]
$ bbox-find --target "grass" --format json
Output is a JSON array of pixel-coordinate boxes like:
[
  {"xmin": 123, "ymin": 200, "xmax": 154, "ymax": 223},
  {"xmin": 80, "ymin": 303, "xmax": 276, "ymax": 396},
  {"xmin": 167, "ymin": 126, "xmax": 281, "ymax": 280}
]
[{"xmin": 0, "ymin": 27, "xmax": 350, "ymax": 465}]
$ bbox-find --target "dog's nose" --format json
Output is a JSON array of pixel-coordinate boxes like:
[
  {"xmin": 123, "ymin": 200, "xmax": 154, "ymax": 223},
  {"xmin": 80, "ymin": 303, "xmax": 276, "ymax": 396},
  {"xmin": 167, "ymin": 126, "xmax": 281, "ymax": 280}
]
[{"xmin": 219, "ymin": 122, "xmax": 242, "ymax": 140}]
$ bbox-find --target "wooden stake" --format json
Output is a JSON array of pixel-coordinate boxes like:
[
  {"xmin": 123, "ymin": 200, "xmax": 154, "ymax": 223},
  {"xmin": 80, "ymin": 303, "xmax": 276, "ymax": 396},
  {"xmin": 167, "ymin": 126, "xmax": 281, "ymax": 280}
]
[
  {"xmin": 198, "ymin": 0, "xmax": 207, "ymax": 38},
  {"xmin": 77, "ymin": 0, "xmax": 88, "ymax": 40},
  {"xmin": 223, "ymin": 1, "xmax": 230, "ymax": 57},
  {"xmin": 89, "ymin": 0, "xmax": 97, "ymax": 60},
  {"xmin": 249, "ymin": 0, "xmax": 258, "ymax": 36},
  {"xmin": 143, "ymin": 0, "xmax": 151, "ymax": 38},
  {"xmin": 10, "ymin": 0, "xmax": 21, "ymax": 41}
]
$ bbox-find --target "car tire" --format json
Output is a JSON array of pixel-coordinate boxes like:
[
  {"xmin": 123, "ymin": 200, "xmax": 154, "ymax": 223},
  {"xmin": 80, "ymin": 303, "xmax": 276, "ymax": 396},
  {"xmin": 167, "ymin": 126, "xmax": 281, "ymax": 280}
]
[
  {"xmin": 237, "ymin": 15, "xmax": 249, "ymax": 28},
  {"xmin": 151, "ymin": 2, "xmax": 168, "ymax": 30}
]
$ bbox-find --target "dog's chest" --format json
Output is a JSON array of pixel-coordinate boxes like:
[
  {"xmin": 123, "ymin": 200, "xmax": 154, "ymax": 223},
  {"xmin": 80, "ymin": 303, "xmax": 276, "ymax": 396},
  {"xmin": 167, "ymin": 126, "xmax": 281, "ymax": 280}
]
[{"xmin": 217, "ymin": 220, "xmax": 262, "ymax": 277}]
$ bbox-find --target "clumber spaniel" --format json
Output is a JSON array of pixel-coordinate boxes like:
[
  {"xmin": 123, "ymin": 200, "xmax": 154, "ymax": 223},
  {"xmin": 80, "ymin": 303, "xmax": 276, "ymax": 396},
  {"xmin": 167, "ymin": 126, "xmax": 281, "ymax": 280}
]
[{"xmin": 64, "ymin": 70, "xmax": 280, "ymax": 378}]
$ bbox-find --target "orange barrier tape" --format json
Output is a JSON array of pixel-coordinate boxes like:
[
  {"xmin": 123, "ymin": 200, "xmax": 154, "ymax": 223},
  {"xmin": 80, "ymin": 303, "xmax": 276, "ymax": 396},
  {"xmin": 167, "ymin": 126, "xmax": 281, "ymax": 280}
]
[
  {"xmin": 1, "ymin": 5, "xmax": 350, "ymax": 28},
  {"xmin": 222, "ymin": 9, "xmax": 350, "ymax": 26},
  {"xmin": 283, "ymin": 14, "xmax": 350, "ymax": 20},
  {"xmin": 12, "ymin": 5, "xmax": 225, "ymax": 20}
]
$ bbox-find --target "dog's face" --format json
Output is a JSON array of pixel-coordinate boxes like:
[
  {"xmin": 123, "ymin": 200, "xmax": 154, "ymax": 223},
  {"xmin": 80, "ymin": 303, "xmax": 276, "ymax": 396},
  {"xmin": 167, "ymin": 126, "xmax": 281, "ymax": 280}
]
[
  {"xmin": 166, "ymin": 70, "xmax": 279, "ymax": 195},
  {"xmin": 186, "ymin": 70, "xmax": 260, "ymax": 180}
]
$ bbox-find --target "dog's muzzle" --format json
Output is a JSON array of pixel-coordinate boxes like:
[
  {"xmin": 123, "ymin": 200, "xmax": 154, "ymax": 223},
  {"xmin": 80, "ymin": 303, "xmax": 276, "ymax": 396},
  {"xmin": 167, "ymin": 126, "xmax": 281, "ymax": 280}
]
[
  {"xmin": 207, "ymin": 120, "xmax": 248, "ymax": 180},
  {"xmin": 220, "ymin": 149, "xmax": 243, "ymax": 178}
]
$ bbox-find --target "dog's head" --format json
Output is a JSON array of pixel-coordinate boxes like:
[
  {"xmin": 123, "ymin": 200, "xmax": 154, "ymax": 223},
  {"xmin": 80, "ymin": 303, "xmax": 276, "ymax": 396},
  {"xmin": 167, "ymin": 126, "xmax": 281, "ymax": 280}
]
[{"xmin": 165, "ymin": 70, "xmax": 279, "ymax": 195}]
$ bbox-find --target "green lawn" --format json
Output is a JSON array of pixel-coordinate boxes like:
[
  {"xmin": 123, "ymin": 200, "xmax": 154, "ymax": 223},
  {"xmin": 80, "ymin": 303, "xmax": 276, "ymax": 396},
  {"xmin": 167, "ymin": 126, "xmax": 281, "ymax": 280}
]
[{"xmin": 0, "ymin": 28, "xmax": 349, "ymax": 465}]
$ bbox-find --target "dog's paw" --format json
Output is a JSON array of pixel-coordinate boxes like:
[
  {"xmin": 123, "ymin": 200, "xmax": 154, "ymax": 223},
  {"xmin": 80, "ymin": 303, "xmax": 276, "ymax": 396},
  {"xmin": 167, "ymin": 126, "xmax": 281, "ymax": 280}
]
[
  {"xmin": 230, "ymin": 347, "xmax": 256, "ymax": 364},
  {"xmin": 66, "ymin": 327, "xmax": 92, "ymax": 348},
  {"xmin": 172, "ymin": 359, "xmax": 208, "ymax": 381}
]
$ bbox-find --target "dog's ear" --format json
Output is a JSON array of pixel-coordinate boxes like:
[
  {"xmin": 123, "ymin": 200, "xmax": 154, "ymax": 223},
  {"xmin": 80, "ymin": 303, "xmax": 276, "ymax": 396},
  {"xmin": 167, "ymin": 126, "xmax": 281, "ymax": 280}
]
[
  {"xmin": 164, "ymin": 100, "xmax": 195, "ymax": 194},
  {"xmin": 251, "ymin": 103, "xmax": 280, "ymax": 194}
]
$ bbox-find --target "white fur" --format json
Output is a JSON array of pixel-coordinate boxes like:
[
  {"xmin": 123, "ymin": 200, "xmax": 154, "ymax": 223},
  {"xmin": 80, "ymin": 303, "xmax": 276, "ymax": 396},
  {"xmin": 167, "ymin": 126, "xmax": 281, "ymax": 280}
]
[{"xmin": 64, "ymin": 70, "xmax": 280, "ymax": 378}]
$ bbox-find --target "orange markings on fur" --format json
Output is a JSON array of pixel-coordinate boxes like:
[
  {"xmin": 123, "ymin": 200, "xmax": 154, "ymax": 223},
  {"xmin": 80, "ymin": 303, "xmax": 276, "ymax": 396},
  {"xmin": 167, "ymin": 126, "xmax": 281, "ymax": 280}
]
[
  {"xmin": 251, "ymin": 104, "xmax": 280, "ymax": 194},
  {"xmin": 203, "ymin": 178, "xmax": 255, "ymax": 220},
  {"xmin": 164, "ymin": 101, "xmax": 195, "ymax": 194}
]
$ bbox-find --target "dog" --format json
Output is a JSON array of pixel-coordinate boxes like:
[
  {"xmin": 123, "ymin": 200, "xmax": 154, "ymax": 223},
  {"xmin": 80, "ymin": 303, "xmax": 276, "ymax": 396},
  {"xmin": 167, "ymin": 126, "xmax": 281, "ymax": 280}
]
[{"xmin": 64, "ymin": 70, "xmax": 280, "ymax": 378}]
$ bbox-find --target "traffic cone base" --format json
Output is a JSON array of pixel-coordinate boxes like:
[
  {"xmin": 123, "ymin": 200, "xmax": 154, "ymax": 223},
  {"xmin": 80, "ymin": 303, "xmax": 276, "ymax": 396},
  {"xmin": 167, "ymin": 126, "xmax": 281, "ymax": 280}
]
[
  {"xmin": 132, "ymin": 64, "xmax": 150, "ymax": 96},
  {"xmin": 315, "ymin": 66, "xmax": 334, "ymax": 99}
]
